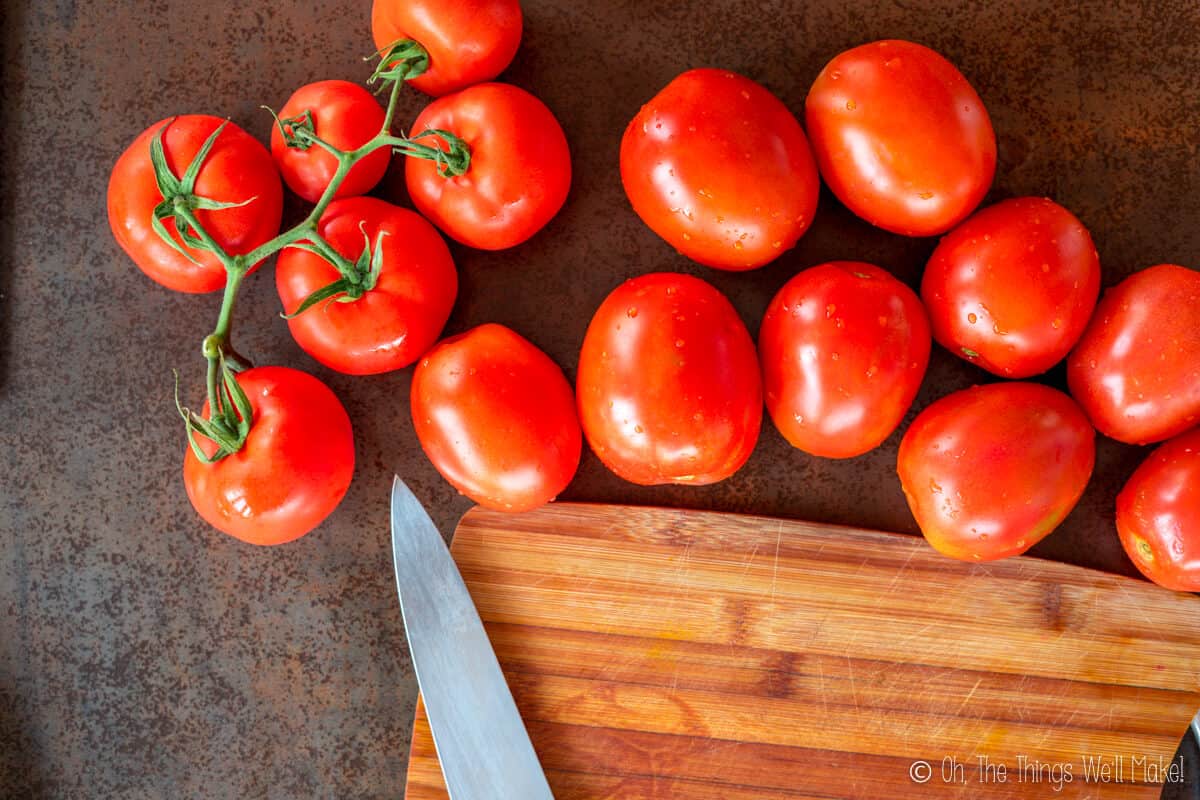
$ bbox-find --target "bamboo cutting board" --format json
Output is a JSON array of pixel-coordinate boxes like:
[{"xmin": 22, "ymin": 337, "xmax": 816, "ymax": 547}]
[{"xmin": 404, "ymin": 504, "xmax": 1200, "ymax": 798}]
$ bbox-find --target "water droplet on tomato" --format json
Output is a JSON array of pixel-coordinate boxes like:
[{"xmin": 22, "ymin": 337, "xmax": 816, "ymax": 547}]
[{"xmin": 626, "ymin": 307, "xmax": 638, "ymax": 318}]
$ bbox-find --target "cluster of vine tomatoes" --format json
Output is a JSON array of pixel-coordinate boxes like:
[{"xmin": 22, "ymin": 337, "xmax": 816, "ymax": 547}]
[{"xmin": 107, "ymin": 4, "xmax": 1197, "ymax": 593}]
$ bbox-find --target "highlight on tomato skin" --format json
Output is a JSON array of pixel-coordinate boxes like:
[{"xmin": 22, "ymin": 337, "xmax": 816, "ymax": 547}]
[
  {"xmin": 371, "ymin": 0, "xmax": 523, "ymax": 97},
  {"xmin": 897, "ymin": 382, "xmax": 1095, "ymax": 563},
  {"xmin": 576, "ymin": 272, "xmax": 763, "ymax": 486},
  {"xmin": 620, "ymin": 68, "xmax": 820, "ymax": 271},
  {"xmin": 411, "ymin": 324, "xmax": 581, "ymax": 513},
  {"xmin": 107, "ymin": 114, "xmax": 284, "ymax": 293},
  {"xmin": 922, "ymin": 196, "xmax": 1101, "ymax": 378},
  {"xmin": 1116, "ymin": 427, "xmax": 1200, "ymax": 592},
  {"xmin": 182, "ymin": 366, "xmax": 355, "ymax": 546},
  {"xmin": 269, "ymin": 80, "xmax": 390, "ymax": 203},
  {"xmin": 805, "ymin": 39, "xmax": 996, "ymax": 237},
  {"xmin": 759, "ymin": 261, "xmax": 930, "ymax": 459},
  {"xmin": 1067, "ymin": 263, "xmax": 1200, "ymax": 445}
]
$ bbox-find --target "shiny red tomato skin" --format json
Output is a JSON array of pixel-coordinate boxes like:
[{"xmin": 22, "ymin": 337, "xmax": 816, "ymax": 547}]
[
  {"xmin": 183, "ymin": 367, "xmax": 355, "ymax": 545},
  {"xmin": 412, "ymin": 324, "xmax": 581, "ymax": 512},
  {"xmin": 620, "ymin": 69, "xmax": 820, "ymax": 271},
  {"xmin": 922, "ymin": 197, "xmax": 1101, "ymax": 378},
  {"xmin": 759, "ymin": 262, "xmax": 930, "ymax": 458},
  {"xmin": 576, "ymin": 273, "xmax": 762, "ymax": 485},
  {"xmin": 1117, "ymin": 428, "xmax": 1200, "ymax": 591},
  {"xmin": 270, "ymin": 80, "xmax": 390, "ymax": 203},
  {"xmin": 805, "ymin": 40, "xmax": 996, "ymax": 236},
  {"xmin": 371, "ymin": 0, "xmax": 522, "ymax": 97},
  {"xmin": 108, "ymin": 115, "xmax": 283, "ymax": 293},
  {"xmin": 405, "ymin": 83, "xmax": 571, "ymax": 250},
  {"xmin": 1067, "ymin": 264, "xmax": 1200, "ymax": 444},
  {"xmin": 275, "ymin": 197, "xmax": 457, "ymax": 375},
  {"xmin": 898, "ymin": 382, "xmax": 1095, "ymax": 562}
]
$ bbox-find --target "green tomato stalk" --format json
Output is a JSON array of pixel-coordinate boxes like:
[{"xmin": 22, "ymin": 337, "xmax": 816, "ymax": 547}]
[{"xmin": 158, "ymin": 42, "xmax": 471, "ymax": 462}]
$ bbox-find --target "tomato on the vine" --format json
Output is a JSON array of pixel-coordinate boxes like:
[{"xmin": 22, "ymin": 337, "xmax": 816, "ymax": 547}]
[
  {"xmin": 270, "ymin": 80, "xmax": 390, "ymax": 203},
  {"xmin": 1067, "ymin": 264, "xmax": 1200, "ymax": 444},
  {"xmin": 412, "ymin": 324, "xmax": 581, "ymax": 512},
  {"xmin": 576, "ymin": 273, "xmax": 762, "ymax": 485},
  {"xmin": 183, "ymin": 367, "xmax": 354, "ymax": 545},
  {"xmin": 805, "ymin": 40, "xmax": 995, "ymax": 236},
  {"xmin": 898, "ymin": 382, "xmax": 1095, "ymax": 562},
  {"xmin": 371, "ymin": 0, "xmax": 522, "ymax": 97},
  {"xmin": 922, "ymin": 197, "xmax": 1100, "ymax": 378},
  {"xmin": 275, "ymin": 197, "xmax": 457, "ymax": 375},
  {"xmin": 405, "ymin": 82, "xmax": 571, "ymax": 250},
  {"xmin": 108, "ymin": 115, "xmax": 283, "ymax": 293},
  {"xmin": 620, "ymin": 69, "xmax": 820, "ymax": 271},
  {"xmin": 759, "ymin": 262, "xmax": 930, "ymax": 458},
  {"xmin": 1117, "ymin": 427, "xmax": 1200, "ymax": 592}
]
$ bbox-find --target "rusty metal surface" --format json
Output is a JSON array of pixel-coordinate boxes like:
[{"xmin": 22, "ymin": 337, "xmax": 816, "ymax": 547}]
[{"xmin": 1, "ymin": 0, "xmax": 1197, "ymax": 797}]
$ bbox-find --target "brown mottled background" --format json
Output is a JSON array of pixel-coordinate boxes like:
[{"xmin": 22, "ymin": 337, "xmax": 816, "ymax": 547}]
[{"xmin": 1, "ymin": 0, "xmax": 1198, "ymax": 797}]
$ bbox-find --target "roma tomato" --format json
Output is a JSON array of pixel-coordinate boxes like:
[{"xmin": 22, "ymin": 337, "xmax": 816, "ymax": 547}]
[
  {"xmin": 276, "ymin": 197, "xmax": 457, "ymax": 375},
  {"xmin": 805, "ymin": 40, "xmax": 995, "ymax": 236},
  {"xmin": 922, "ymin": 197, "xmax": 1101, "ymax": 378},
  {"xmin": 270, "ymin": 80, "xmax": 389, "ymax": 203},
  {"xmin": 620, "ymin": 69, "xmax": 820, "ymax": 271},
  {"xmin": 405, "ymin": 82, "xmax": 571, "ymax": 250},
  {"xmin": 412, "ymin": 324, "xmax": 581, "ymax": 512},
  {"xmin": 1067, "ymin": 264, "xmax": 1200, "ymax": 444},
  {"xmin": 372, "ymin": 0, "xmax": 522, "ymax": 97},
  {"xmin": 183, "ymin": 367, "xmax": 354, "ymax": 545},
  {"xmin": 1117, "ymin": 428, "xmax": 1200, "ymax": 592},
  {"xmin": 108, "ymin": 115, "xmax": 283, "ymax": 293},
  {"xmin": 577, "ymin": 273, "xmax": 762, "ymax": 485},
  {"xmin": 898, "ymin": 383, "xmax": 1095, "ymax": 562},
  {"xmin": 759, "ymin": 262, "xmax": 930, "ymax": 458}
]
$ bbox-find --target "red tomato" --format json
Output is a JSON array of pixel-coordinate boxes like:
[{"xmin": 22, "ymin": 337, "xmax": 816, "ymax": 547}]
[
  {"xmin": 898, "ymin": 382, "xmax": 1095, "ymax": 562},
  {"xmin": 108, "ymin": 115, "xmax": 283, "ymax": 293},
  {"xmin": 759, "ymin": 262, "xmax": 930, "ymax": 458},
  {"xmin": 1067, "ymin": 264, "xmax": 1200, "ymax": 444},
  {"xmin": 412, "ymin": 324, "xmax": 581, "ymax": 512},
  {"xmin": 922, "ymin": 197, "xmax": 1101, "ymax": 378},
  {"xmin": 275, "ymin": 197, "xmax": 457, "ymax": 375},
  {"xmin": 371, "ymin": 0, "xmax": 522, "ymax": 97},
  {"xmin": 405, "ymin": 83, "xmax": 571, "ymax": 250},
  {"xmin": 805, "ymin": 40, "xmax": 996, "ymax": 236},
  {"xmin": 183, "ymin": 366, "xmax": 354, "ymax": 545},
  {"xmin": 620, "ymin": 69, "xmax": 820, "ymax": 271},
  {"xmin": 270, "ymin": 80, "xmax": 390, "ymax": 203},
  {"xmin": 1117, "ymin": 428, "xmax": 1200, "ymax": 591},
  {"xmin": 576, "ymin": 273, "xmax": 762, "ymax": 485}
]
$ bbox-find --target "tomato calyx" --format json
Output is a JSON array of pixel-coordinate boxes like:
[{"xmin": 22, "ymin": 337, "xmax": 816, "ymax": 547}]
[
  {"xmin": 148, "ymin": 119, "xmax": 256, "ymax": 265},
  {"xmin": 369, "ymin": 39, "xmax": 431, "ymax": 86},
  {"xmin": 174, "ymin": 350, "xmax": 253, "ymax": 463},
  {"xmin": 282, "ymin": 224, "xmax": 389, "ymax": 319},
  {"xmin": 391, "ymin": 128, "xmax": 472, "ymax": 178}
]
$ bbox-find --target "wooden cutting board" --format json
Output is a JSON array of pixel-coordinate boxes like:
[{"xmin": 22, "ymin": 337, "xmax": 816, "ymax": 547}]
[{"xmin": 404, "ymin": 504, "xmax": 1200, "ymax": 798}]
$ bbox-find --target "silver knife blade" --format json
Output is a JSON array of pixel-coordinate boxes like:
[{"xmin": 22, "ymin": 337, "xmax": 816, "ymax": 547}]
[{"xmin": 390, "ymin": 477, "xmax": 555, "ymax": 800}]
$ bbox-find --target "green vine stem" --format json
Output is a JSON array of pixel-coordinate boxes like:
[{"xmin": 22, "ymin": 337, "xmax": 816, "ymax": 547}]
[{"xmin": 155, "ymin": 46, "xmax": 475, "ymax": 460}]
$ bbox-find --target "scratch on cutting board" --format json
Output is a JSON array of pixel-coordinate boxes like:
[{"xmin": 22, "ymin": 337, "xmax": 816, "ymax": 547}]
[
  {"xmin": 768, "ymin": 520, "xmax": 783, "ymax": 602},
  {"xmin": 882, "ymin": 547, "xmax": 919, "ymax": 595},
  {"xmin": 846, "ymin": 655, "xmax": 860, "ymax": 714}
]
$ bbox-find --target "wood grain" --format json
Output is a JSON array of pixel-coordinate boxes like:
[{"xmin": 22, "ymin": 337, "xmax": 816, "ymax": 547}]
[{"xmin": 404, "ymin": 504, "xmax": 1200, "ymax": 798}]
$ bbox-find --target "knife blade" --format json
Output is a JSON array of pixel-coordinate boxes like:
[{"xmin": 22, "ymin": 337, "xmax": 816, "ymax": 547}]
[
  {"xmin": 1161, "ymin": 710, "xmax": 1200, "ymax": 799},
  {"xmin": 390, "ymin": 477, "xmax": 555, "ymax": 800}
]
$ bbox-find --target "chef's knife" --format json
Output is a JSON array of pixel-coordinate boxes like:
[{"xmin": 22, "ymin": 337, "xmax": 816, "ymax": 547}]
[
  {"xmin": 390, "ymin": 477, "xmax": 555, "ymax": 800},
  {"xmin": 1161, "ymin": 711, "xmax": 1200, "ymax": 799}
]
